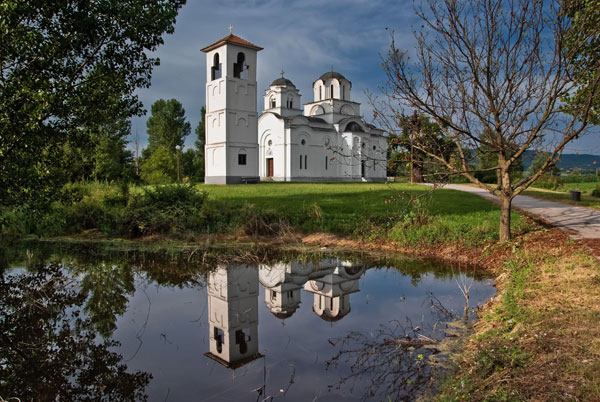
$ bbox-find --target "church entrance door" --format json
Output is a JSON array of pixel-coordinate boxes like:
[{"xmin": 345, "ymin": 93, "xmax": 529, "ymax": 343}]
[{"xmin": 267, "ymin": 158, "xmax": 274, "ymax": 177}]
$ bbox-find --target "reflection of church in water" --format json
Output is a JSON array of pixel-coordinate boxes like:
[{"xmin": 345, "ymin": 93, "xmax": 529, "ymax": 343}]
[{"xmin": 205, "ymin": 259, "xmax": 365, "ymax": 368}]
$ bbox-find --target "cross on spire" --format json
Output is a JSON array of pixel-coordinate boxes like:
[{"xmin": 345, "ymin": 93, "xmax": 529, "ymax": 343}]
[
  {"xmin": 280, "ymin": 69, "xmax": 285, "ymax": 78},
  {"xmin": 331, "ymin": 65, "xmax": 334, "ymax": 72},
  {"xmin": 229, "ymin": 24, "xmax": 233, "ymax": 34}
]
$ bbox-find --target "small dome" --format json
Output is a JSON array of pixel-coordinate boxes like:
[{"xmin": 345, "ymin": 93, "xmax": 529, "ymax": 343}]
[
  {"xmin": 270, "ymin": 77, "xmax": 296, "ymax": 87},
  {"xmin": 317, "ymin": 71, "xmax": 348, "ymax": 83}
]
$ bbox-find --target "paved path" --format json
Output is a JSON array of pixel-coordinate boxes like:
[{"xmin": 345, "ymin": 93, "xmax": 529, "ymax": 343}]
[{"xmin": 436, "ymin": 184, "xmax": 600, "ymax": 239}]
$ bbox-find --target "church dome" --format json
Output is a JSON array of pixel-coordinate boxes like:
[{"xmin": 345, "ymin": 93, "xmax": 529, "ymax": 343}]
[
  {"xmin": 270, "ymin": 77, "xmax": 296, "ymax": 87},
  {"xmin": 317, "ymin": 71, "xmax": 348, "ymax": 83}
]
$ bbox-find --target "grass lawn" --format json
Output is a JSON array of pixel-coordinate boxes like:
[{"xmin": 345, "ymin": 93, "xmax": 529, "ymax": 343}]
[
  {"xmin": 522, "ymin": 184, "xmax": 600, "ymax": 209},
  {"xmin": 194, "ymin": 182, "xmax": 524, "ymax": 245}
]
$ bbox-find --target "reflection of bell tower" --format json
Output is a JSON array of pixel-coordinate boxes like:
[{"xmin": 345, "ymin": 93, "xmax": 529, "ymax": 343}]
[
  {"xmin": 205, "ymin": 265, "xmax": 262, "ymax": 369},
  {"xmin": 304, "ymin": 262, "xmax": 365, "ymax": 322}
]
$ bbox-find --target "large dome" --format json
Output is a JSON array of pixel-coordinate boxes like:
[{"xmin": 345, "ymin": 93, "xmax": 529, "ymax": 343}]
[
  {"xmin": 317, "ymin": 71, "xmax": 348, "ymax": 83},
  {"xmin": 270, "ymin": 77, "xmax": 296, "ymax": 87}
]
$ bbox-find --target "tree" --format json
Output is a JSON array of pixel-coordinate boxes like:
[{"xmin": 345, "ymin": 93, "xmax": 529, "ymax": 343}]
[
  {"xmin": 0, "ymin": 0, "xmax": 186, "ymax": 209},
  {"xmin": 140, "ymin": 145, "xmax": 177, "ymax": 184},
  {"xmin": 387, "ymin": 113, "xmax": 456, "ymax": 183},
  {"xmin": 375, "ymin": 0, "xmax": 600, "ymax": 241},
  {"xmin": 144, "ymin": 99, "xmax": 191, "ymax": 157},
  {"xmin": 61, "ymin": 118, "xmax": 133, "ymax": 182},
  {"xmin": 563, "ymin": 0, "xmax": 600, "ymax": 125}
]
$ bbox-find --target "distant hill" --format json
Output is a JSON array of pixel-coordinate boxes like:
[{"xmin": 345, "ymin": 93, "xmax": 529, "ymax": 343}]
[{"xmin": 521, "ymin": 150, "xmax": 600, "ymax": 174}]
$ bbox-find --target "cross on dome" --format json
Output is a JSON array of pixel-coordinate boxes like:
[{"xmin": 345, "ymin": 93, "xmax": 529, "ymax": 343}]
[
  {"xmin": 280, "ymin": 69, "xmax": 285, "ymax": 78},
  {"xmin": 229, "ymin": 24, "xmax": 233, "ymax": 34}
]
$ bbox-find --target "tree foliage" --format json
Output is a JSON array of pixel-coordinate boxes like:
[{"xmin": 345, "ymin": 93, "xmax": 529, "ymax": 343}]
[
  {"xmin": 563, "ymin": 0, "xmax": 600, "ymax": 125},
  {"xmin": 144, "ymin": 98, "xmax": 191, "ymax": 157},
  {"xmin": 0, "ymin": 0, "xmax": 186, "ymax": 208},
  {"xmin": 374, "ymin": 0, "xmax": 600, "ymax": 241}
]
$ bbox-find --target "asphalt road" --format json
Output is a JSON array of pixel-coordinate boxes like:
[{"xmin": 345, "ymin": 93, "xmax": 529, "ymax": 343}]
[{"xmin": 436, "ymin": 184, "xmax": 600, "ymax": 239}]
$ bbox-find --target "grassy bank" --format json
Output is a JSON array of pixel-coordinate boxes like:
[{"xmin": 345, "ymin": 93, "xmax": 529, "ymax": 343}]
[
  {"xmin": 523, "ymin": 184, "xmax": 600, "ymax": 209},
  {"xmin": 0, "ymin": 182, "xmax": 528, "ymax": 248},
  {"xmin": 439, "ymin": 228, "xmax": 600, "ymax": 401}
]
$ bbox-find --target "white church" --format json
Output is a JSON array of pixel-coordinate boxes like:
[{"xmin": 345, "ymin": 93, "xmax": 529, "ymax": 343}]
[{"xmin": 202, "ymin": 32, "xmax": 387, "ymax": 184}]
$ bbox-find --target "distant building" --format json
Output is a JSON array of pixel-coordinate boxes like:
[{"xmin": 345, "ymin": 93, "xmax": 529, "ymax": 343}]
[{"xmin": 202, "ymin": 32, "xmax": 387, "ymax": 184}]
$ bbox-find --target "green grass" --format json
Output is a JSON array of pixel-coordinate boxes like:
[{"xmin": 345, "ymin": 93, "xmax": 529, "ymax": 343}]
[
  {"xmin": 2, "ymin": 182, "xmax": 525, "ymax": 247},
  {"xmin": 522, "ymin": 182, "xmax": 600, "ymax": 209}
]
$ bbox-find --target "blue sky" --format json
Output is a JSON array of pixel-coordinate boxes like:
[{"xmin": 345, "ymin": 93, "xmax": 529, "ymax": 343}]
[{"xmin": 130, "ymin": 0, "xmax": 598, "ymax": 155}]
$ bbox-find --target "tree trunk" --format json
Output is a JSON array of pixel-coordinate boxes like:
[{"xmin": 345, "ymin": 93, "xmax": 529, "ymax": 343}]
[{"xmin": 499, "ymin": 194, "xmax": 512, "ymax": 242}]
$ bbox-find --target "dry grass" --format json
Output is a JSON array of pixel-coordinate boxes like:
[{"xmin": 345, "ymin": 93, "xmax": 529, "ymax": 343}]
[{"xmin": 440, "ymin": 228, "xmax": 600, "ymax": 401}]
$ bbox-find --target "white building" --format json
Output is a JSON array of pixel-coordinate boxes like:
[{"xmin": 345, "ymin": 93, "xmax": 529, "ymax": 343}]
[
  {"xmin": 202, "ymin": 32, "xmax": 387, "ymax": 184},
  {"xmin": 258, "ymin": 71, "xmax": 387, "ymax": 182},
  {"xmin": 201, "ymin": 33, "xmax": 262, "ymax": 184}
]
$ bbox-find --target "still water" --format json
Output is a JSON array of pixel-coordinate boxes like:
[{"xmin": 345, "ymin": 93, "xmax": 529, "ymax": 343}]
[{"xmin": 1, "ymin": 251, "xmax": 495, "ymax": 401}]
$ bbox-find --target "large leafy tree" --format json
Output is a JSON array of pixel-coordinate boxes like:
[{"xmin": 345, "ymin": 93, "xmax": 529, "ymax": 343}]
[
  {"xmin": 144, "ymin": 98, "xmax": 191, "ymax": 157},
  {"xmin": 0, "ymin": 0, "xmax": 186, "ymax": 208},
  {"xmin": 564, "ymin": 0, "xmax": 600, "ymax": 124},
  {"xmin": 375, "ymin": 0, "xmax": 600, "ymax": 241}
]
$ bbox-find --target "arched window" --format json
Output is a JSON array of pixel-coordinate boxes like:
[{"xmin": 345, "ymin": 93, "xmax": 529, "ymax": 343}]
[
  {"xmin": 211, "ymin": 53, "xmax": 222, "ymax": 80},
  {"xmin": 330, "ymin": 84, "xmax": 334, "ymax": 99},
  {"xmin": 342, "ymin": 85, "xmax": 345, "ymax": 100},
  {"xmin": 270, "ymin": 96, "xmax": 276, "ymax": 109},
  {"xmin": 233, "ymin": 52, "xmax": 248, "ymax": 79},
  {"xmin": 319, "ymin": 86, "xmax": 322, "ymax": 100}
]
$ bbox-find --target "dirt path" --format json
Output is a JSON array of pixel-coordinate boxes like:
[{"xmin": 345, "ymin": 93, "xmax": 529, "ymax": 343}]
[{"xmin": 436, "ymin": 184, "xmax": 600, "ymax": 239}]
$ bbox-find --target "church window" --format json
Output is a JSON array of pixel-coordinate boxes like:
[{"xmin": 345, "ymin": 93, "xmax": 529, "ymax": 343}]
[
  {"xmin": 319, "ymin": 295, "xmax": 322, "ymax": 309},
  {"xmin": 287, "ymin": 290, "xmax": 293, "ymax": 299},
  {"xmin": 238, "ymin": 153, "xmax": 247, "ymax": 165},
  {"xmin": 330, "ymin": 297, "xmax": 334, "ymax": 310},
  {"xmin": 362, "ymin": 142, "xmax": 365, "ymax": 148},
  {"xmin": 211, "ymin": 53, "xmax": 222, "ymax": 80},
  {"xmin": 214, "ymin": 327, "xmax": 224, "ymax": 353},
  {"xmin": 270, "ymin": 97, "xmax": 276, "ymax": 108},
  {"xmin": 325, "ymin": 156, "xmax": 328, "ymax": 170},
  {"xmin": 233, "ymin": 52, "xmax": 248, "ymax": 79},
  {"xmin": 330, "ymin": 85, "xmax": 334, "ymax": 98},
  {"xmin": 290, "ymin": 100, "xmax": 293, "ymax": 108},
  {"xmin": 373, "ymin": 145, "xmax": 376, "ymax": 150},
  {"xmin": 305, "ymin": 155, "xmax": 307, "ymax": 169},
  {"xmin": 301, "ymin": 139, "xmax": 306, "ymax": 145},
  {"xmin": 235, "ymin": 329, "xmax": 248, "ymax": 355},
  {"xmin": 271, "ymin": 290, "xmax": 276, "ymax": 301},
  {"xmin": 342, "ymin": 85, "xmax": 345, "ymax": 100},
  {"xmin": 319, "ymin": 86, "xmax": 322, "ymax": 100},
  {"xmin": 299, "ymin": 154, "xmax": 303, "ymax": 169},
  {"xmin": 268, "ymin": 140, "xmax": 272, "ymax": 147}
]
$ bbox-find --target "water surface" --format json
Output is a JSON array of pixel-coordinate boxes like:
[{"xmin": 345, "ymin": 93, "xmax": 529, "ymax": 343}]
[{"xmin": 1, "ymin": 250, "xmax": 494, "ymax": 401}]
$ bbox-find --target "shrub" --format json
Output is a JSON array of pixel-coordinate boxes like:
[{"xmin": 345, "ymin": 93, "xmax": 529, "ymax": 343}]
[
  {"xmin": 533, "ymin": 176, "xmax": 562, "ymax": 190},
  {"xmin": 120, "ymin": 184, "xmax": 207, "ymax": 237},
  {"xmin": 592, "ymin": 184, "xmax": 600, "ymax": 198}
]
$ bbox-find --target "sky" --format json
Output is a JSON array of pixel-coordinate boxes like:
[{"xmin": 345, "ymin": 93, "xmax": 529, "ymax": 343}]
[{"xmin": 130, "ymin": 0, "xmax": 598, "ymax": 155}]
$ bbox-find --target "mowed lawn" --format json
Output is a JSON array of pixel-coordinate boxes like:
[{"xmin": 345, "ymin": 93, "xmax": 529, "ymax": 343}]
[
  {"xmin": 523, "ymin": 182, "xmax": 600, "ymax": 209},
  {"xmin": 196, "ymin": 182, "xmax": 521, "ymax": 244}
]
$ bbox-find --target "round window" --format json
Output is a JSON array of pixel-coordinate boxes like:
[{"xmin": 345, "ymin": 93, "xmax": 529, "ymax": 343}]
[
  {"xmin": 301, "ymin": 139, "xmax": 306, "ymax": 145},
  {"xmin": 324, "ymin": 138, "xmax": 330, "ymax": 146},
  {"xmin": 372, "ymin": 145, "xmax": 376, "ymax": 150},
  {"xmin": 361, "ymin": 142, "xmax": 365, "ymax": 148},
  {"xmin": 268, "ymin": 140, "xmax": 272, "ymax": 147}
]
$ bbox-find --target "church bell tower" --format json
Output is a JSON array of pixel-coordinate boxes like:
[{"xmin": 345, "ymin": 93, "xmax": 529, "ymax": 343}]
[{"xmin": 201, "ymin": 30, "xmax": 263, "ymax": 184}]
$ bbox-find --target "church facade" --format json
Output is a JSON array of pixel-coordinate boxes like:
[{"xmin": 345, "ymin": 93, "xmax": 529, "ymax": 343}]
[{"xmin": 202, "ymin": 33, "xmax": 387, "ymax": 184}]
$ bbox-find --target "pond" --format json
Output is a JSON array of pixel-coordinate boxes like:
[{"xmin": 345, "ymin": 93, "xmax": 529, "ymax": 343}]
[{"xmin": 0, "ymin": 247, "xmax": 495, "ymax": 401}]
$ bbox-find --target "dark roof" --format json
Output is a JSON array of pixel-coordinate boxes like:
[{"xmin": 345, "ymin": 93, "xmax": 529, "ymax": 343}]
[
  {"xmin": 272, "ymin": 311, "xmax": 295, "ymax": 319},
  {"xmin": 270, "ymin": 77, "xmax": 296, "ymax": 87},
  {"xmin": 306, "ymin": 116, "xmax": 327, "ymax": 124},
  {"xmin": 201, "ymin": 34, "xmax": 263, "ymax": 52},
  {"xmin": 316, "ymin": 71, "xmax": 348, "ymax": 83}
]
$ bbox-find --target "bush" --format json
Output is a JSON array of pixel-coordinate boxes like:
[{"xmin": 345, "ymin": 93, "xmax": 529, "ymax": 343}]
[
  {"xmin": 592, "ymin": 184, "xmax": 600, "ymax": 198},
  {"xmin": 533, "ymin": 176, "xmax": 562, "ymax": 190},
  {"xmin": 120, "ymin": 185, "xmax": 207, "ymax": 237}
]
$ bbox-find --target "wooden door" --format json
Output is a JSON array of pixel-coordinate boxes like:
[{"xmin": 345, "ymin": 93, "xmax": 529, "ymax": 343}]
[{"xmin": 267, "ymin": 158, "xmax": 274, "ymax": 177}]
